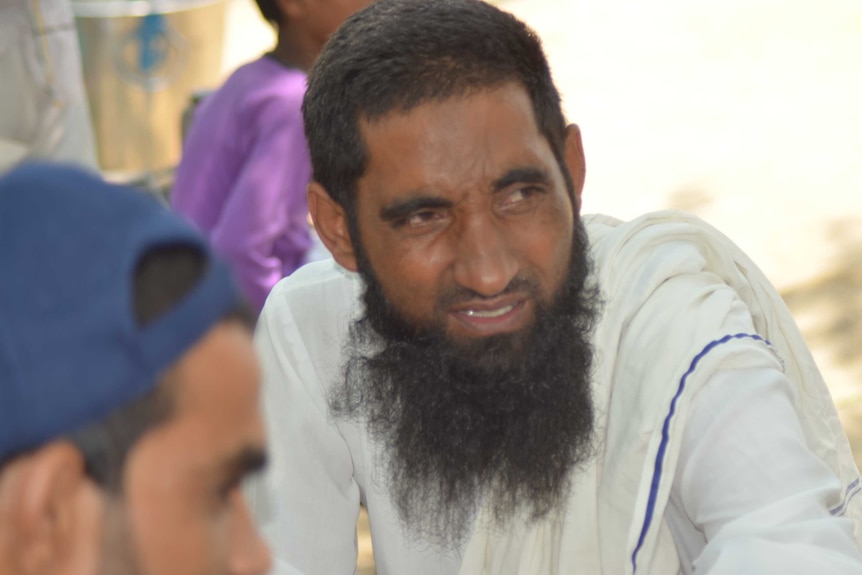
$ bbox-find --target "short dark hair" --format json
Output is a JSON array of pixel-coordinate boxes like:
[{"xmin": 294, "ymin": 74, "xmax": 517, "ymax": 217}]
[
  {"xmin": 255, "ymin": 0, "xmax": 282, "ymax": 26},
  {"xmin": 303, "ymin": 0, "xmax": 570, "ymax": 232},
  {"xmin": 1, "ymin": 245, "xmax": 253, "ymax": 492}
]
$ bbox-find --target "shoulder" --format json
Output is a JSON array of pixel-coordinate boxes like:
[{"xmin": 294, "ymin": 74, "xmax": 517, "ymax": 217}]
[
  {"xmin": 586, "ymin": 210, "xmax": 768, "ymax": 392},
  {"xmin": 254, "ymin": 260, "xmax": 362, "ymax": 425},
  {"xmin": 241, "ymin": 59, "xmax": 307, "ymax": 115},
  {"xmin": 260, "ymin": 259, "xmax": 362, "ymax": 346},
  {"xmin": 585, "ymin": 210, "xmax": 722, "ymax": 269},
  {"xmin": 585, "ymin": 210, "xmax": 750, "ymax": 303},
  {"xmin": 586, "ymin": 211, "xmax": 778, "ymax": 405},
  {"xmin": 269, "ymin": 258, "xmax": 360, "ymax": 305},
  {"xmin": 204, "ymin": 58, "xmax": 306, "ymax": 121}
]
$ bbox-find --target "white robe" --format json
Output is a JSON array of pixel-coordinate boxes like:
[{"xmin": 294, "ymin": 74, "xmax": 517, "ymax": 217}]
[
  {"xmin": 251, "ymin": 211, "xmax": 862, "ymax": 574},
  {"xmin": 459, "ymin": 211, "xmax": 862, "ymax": 574}
]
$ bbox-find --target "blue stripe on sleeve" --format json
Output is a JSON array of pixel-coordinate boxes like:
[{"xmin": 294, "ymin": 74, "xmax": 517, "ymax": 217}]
[{"xmin": 631, "ymin": 333, "xmax": 768, "ymax": 573}]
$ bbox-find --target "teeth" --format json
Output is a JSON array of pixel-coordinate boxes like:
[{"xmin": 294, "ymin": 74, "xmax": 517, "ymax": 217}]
[{"xmin": 464, "ymin": 304, "xmax": 514, "ymax": 318}]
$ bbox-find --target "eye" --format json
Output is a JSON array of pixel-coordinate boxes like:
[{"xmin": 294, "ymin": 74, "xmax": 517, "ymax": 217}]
[
  {"xmin": 216, "ymin": 476, "xmax": 243, "ymax": 503},
  {"xmin": 395, "ymin": 209, "xmax": 443, "ymax": 230},
  {"xmin": 500, "ymin": 186, "xmax": 543, "ymax": 210}
]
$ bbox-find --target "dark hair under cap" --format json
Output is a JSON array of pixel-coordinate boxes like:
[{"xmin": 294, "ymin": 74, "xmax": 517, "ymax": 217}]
[{"xmin": 0, "ymin": 162, "xmax": 243, "ymax": 462}]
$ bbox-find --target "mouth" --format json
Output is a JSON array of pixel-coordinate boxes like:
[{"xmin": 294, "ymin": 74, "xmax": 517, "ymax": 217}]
[
  {"xmin": 449, "ymin": 298, "xmax": 531, "ymax": 336},
  {"xmin": 462, "ymin": 304, "xmax": 516, "ymax": 318}
]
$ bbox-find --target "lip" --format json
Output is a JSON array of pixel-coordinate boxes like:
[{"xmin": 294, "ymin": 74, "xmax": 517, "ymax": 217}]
[{"xmin": 448, "ymin": 296, "xmax": 532, "ymax": 336}]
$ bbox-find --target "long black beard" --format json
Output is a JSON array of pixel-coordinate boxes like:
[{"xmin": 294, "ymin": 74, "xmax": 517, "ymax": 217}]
[{"xmin": 330, "ymin": 220, "xmax": 601, "ymax": 547}]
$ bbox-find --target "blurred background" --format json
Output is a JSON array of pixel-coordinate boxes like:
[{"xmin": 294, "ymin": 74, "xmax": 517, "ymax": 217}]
[{"xmin": 67, "ymin": 0, "xmax": 862, "ymax": 571}]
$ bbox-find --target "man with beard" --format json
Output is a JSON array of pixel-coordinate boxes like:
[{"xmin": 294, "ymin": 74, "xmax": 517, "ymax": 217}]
[
  {"xmin": 0, "ymin": 163, "xmax": 270, "ymax": 575},
  {"xmin": 251, "ymin": 0, "xmax": 862, "ymax": 573}
]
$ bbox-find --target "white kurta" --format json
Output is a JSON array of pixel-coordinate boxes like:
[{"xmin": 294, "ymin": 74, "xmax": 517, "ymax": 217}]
[{"xmin": 250, "ymin": 211, "xmax": 862, "ymax": 574}]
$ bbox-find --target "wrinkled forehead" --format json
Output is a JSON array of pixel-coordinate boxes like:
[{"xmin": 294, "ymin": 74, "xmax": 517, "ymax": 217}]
[
  {"xmin": 356, "ymin": 84, "xmax": 561, "ymax": 190},
  {"xmin": 359, "ymin": 83, "xmax": 546, "ymax": 150}
]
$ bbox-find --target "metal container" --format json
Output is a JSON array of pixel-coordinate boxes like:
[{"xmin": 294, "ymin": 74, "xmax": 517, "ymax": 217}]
[{"xmin": 73, "ymin": 0, "xmax": 226, "ymax": 180}]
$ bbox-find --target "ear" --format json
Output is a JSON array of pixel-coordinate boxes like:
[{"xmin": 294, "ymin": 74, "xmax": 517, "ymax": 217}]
[
  {"xmin": 0, "ymin": 442, "xmax": 103, "ymax": 575},
  {"xmin": 307, "ymin": 182, "xmax": 359, "ymax": 272},
  {"xmin": 563, "ymin": 124, "xmax": 586, "ymax": 210}
]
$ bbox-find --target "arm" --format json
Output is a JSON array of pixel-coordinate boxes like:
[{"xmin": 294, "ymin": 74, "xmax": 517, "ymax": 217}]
[
  {"xmin": 672, "ymin": 352, "xmax": 862, "ymax": 573},
  {"xmin": 210, "ymin": 100, "xmax": 311, "ymax": 311},
  {"xmin": 248, "ymin": 286, "xmax": 361, "ymax": 574}
]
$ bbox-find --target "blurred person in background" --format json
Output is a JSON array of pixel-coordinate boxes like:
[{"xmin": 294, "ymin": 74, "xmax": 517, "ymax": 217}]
[
  {"xmin": 171, "ymin": 0, "xmax": 375, "ymax": 313},
  {"xmin": 0, "ymin": 163, "xmax": 269, "ymax": 575},
  {"xmin": 0, "ymin": 0, "xmax": 98, "ymax": 173}
]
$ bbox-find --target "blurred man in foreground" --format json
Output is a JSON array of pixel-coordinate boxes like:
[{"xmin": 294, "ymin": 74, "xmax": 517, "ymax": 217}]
[{"xmin": 0, "ymin": 163, "xmax": 270, "ymax": 575}]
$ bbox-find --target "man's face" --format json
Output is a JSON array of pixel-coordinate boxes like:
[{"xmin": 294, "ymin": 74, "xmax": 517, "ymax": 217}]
[
  {"xmin": 102, "ymin": 321, "xmax": 270, "ymax": 575},
  {"xmin": 324, "ymin": 84, "xmax": 596, "ymax": 545},
  {"xmin": 351, "ymin": 83, "xmax": 577, "ymax": 342}
]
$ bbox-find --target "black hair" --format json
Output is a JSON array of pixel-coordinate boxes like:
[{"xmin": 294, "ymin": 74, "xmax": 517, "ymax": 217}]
[
  {"xmin": 4, "ymin": 245, "xmax": 253, "ymax": 492},
  {"xmin": 254, "ymin": 0, "xmax": 282, "ymax": 26},
  {"xmin": 302, "ymin": 0, "xmax": 571, "ymax": 236}
]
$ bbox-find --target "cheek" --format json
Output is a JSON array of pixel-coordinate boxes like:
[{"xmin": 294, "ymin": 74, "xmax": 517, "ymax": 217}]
[
  {"xmin": 124, "ymin": 447, "xmax": 230, "ymax": 575},
  {"xmin": 529, "ymin": 204, "xmax": 575, "ymax": 285},
  {"xmin": 65, "ymin": 484, "xmax": 108, "ymax": 575},
  {"xmin": 384, "ymin": 230, "xmax": 459, "ymax": 305},
  {"xmin": 127, "ymin": 484, "xmax": 231, "ymax": 575},
  {"xmin": 358, "ymin": 227, "xmax": 449, "ymax": 323},
  {"xmin": 381, "ymin": 249, "xmax": 448, "ymax": 321}
]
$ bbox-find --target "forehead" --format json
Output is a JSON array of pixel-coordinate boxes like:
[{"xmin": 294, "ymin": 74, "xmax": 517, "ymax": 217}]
[
  {"xmin": 357, "ymin": 83, "xmax": 559, "ymax": 199},
  {"xmin": 177, "ymin": 322, "xmax": 263, "ymax": 442},
  {"xmin": 134, "ymin": 322, "xmax": 265, "ymax": 471}
]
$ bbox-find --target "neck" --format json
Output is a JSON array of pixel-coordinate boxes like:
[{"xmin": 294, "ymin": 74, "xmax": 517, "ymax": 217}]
[{"xmin": 271, "ymin": 30, "xmax": 319, "ymax": 73}]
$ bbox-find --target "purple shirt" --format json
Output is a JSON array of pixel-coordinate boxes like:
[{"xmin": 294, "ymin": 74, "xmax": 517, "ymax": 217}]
[{"xmin": 172, "ymin": 56, "xmax": 313, "ymax": 312}]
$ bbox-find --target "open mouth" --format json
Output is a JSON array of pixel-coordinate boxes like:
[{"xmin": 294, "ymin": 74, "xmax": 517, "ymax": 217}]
[
  {"xmin": 450, "ymin": 299, "xmax": 530, "ymax": 336},
  {"xmin": 462, "ymin": 304, "xmax": 516, "ymax": 318}
]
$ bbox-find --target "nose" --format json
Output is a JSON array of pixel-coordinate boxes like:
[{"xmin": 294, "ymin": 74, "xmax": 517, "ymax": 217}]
[
  {"xmin": 452, "ymin": 212, "xmax": 518, "ymax": 297},
  {"xmin": 230, "ymin": 492, "xmax": 272, "ymax": 575}
]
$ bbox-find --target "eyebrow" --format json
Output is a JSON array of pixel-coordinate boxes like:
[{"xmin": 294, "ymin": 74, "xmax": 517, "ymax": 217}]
[
  {"xmin": 379, "ymin": 195, "xmax": 454, "ymax": 223},
  {"xmin": 377, "ymin": 166, "xmax": 553, "ymax": 223},
  {"xmin": 491, "ymin": 166, "xmax": 553, "ymax": 193}
]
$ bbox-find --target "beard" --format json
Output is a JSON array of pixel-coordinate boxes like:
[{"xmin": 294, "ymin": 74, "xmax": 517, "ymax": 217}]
[{"xmin": 330, "ymin": 218, "xmax": 601, "ymax": 547}]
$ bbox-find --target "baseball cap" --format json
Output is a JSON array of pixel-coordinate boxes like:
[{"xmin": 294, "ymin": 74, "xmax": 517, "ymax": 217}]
[{"xmin": 0, "ymin": 162, "xmax": 243, "ymax": 461}]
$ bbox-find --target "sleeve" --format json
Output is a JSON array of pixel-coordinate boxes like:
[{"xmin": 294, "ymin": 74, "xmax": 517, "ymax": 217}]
[
  {"xmin": 209, "ymin": 99, "xmax": 311, "ymax": 311},
  {"xmin": 672, "ymin": 350, "xmax": 862, "ymax": 573},
  {"xmin": 247, "ymin": 290, "xmax": 361, "ymax": 575}
]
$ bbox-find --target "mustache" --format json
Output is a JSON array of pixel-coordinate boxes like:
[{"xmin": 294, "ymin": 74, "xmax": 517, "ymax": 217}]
[{"xmin": 435, "ymin": 275, "xmax": 542, "ymax": 308}]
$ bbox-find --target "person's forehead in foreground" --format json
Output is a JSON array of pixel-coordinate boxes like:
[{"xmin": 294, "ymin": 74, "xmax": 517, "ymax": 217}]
[
  {"xmin": 0, "ymin": 163, "xmax": 270, "ymax": 575},
  {"xmin": 304, "ymin": 0, "xmax": 587, "ymax": 337}
]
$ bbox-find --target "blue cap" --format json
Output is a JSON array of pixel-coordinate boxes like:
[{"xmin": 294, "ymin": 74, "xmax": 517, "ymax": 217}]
[{"xmin": 0, "ymin": 163, "xmax": 243, "ymax": 460}]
